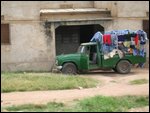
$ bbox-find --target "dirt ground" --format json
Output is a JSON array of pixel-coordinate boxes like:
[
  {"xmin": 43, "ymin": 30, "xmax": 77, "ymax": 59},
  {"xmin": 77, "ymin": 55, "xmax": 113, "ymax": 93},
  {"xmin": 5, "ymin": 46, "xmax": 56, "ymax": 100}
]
[{"xmin": 1, "ymin": 68, "xmax": 149, "ymax": 111}]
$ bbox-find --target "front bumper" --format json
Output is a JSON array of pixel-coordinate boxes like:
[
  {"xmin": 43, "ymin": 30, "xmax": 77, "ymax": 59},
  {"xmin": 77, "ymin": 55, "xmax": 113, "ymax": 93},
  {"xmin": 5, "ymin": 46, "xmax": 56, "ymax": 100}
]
[
  {"xmin": 52, "ymin": 65, "xmax": 62, "ymax": 73},
  {"xmin": 56, "ymin": 66, "xmax": 62, "ymax": 70},
  {"xmin": 52, "ymin": 59, "xmax": 62, "ymax": 73}
]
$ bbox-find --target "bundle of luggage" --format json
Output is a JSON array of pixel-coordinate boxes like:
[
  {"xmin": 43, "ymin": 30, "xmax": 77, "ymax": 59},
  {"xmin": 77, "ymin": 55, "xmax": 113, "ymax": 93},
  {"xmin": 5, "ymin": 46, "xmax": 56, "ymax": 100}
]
[{"xmin": 90, "ymin": 29, "xmax": 148, "ymax": 59}]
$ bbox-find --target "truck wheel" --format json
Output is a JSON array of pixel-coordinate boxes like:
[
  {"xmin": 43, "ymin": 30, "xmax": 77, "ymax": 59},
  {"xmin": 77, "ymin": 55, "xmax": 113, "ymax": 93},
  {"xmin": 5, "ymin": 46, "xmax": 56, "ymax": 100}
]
[
  {"xmin": 62, "ymin": 63, "xmax": 77, "ymax": 75},
  {"xmin": 116, "ymin": 60, "xmax": 131, "ymax": 74}
]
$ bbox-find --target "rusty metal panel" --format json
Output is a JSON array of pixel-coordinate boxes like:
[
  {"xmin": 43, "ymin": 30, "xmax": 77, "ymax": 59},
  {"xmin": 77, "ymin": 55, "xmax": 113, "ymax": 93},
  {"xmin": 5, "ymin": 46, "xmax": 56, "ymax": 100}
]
[
  {"xmin": 1, "ymin": 24, "xmax": 10, "ymax": 44},
  {"xmin": 143, "ymin": 20, "xmax": 149, "ymax": 39}
]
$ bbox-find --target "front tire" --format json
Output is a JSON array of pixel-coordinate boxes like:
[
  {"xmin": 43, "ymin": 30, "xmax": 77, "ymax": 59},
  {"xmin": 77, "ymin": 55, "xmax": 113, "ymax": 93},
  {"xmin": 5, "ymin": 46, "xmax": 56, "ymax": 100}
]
[
  {"xmin": 116, "ymin": 60, "xmax": 131, "ymax": 74},
  {"xmin": 62, "ymin": 63, "xmax": 77, "ymax": 75}
]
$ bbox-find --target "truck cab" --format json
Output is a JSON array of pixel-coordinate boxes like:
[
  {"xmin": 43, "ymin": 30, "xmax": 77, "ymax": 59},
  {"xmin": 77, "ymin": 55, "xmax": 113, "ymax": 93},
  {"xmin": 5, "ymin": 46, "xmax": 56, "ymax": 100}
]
[{"xmin": 55, "ymin": 42, "xmax": 146, "ymax": 74}]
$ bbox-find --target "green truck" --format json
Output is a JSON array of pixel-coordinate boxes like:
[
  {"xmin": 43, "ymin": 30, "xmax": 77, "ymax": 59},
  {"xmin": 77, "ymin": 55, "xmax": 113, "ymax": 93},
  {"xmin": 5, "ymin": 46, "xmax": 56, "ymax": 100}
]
[{"xmin": 55, "ymin": 42, "xmax": 146, "ymax": 74}]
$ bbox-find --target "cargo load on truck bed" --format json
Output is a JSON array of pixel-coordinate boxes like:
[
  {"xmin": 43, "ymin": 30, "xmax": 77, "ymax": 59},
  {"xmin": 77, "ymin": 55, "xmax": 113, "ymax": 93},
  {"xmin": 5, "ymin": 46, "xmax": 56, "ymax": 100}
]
[{"xmin": 90, "ymin": 29, "xmax": 148, "ymax": 60}]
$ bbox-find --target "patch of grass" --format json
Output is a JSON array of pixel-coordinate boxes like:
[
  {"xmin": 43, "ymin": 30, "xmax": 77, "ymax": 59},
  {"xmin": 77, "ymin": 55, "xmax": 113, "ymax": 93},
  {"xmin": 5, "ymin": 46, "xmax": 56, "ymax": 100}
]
[
  {"xmin": 129, "ymin": 79, "xmax": 148, "ymax": 85},
  {"xmin": 76, "ymin": 95, "xmax": 149, "ymax": 112},
  {"xmin": 5, "ymin": 102, "xmax": 64, "ymax": 112},
  {"xmin": 1, "ymin": 72, "xmax": 98, "ymax": 92},
  {"xmin": 3, "ymin": 95, "xmax": 149, "ymax": 112}
]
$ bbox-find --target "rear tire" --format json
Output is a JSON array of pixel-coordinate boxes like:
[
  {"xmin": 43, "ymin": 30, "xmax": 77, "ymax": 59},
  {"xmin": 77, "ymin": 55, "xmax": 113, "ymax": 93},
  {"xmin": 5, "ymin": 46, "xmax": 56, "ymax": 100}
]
[
  {"xmin": 116, "ymin": 60, "xmax": 131, "ymax": 74},
  {"xmin": 62, "ymin": 63, "xmax": 77, "ymax": 75}
]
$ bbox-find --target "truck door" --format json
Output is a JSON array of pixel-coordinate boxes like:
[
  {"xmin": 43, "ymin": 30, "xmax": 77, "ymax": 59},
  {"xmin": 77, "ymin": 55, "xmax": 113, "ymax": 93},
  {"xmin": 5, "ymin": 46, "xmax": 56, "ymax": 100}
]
[
  {"xmin": 88, "ymin": 45, "xmax": 100, "ymax": 69},
  {"xmin": 79, "ymin": 45, "xmax": 89, "ymax": 70}
]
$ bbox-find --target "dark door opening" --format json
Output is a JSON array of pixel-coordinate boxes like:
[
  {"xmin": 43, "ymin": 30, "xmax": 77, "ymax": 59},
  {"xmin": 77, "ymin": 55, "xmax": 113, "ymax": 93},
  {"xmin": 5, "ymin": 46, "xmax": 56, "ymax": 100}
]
[
  {"xmin": 79, "ymin": 25, "xmax": 104, "ymax": 43},
  {"xmin": 143, "ymin": 20, "xmax": 149, "ymax": 39},
  {"xmin": 55, "ymin": 24, "xmax": 104, "ymax": 55}
]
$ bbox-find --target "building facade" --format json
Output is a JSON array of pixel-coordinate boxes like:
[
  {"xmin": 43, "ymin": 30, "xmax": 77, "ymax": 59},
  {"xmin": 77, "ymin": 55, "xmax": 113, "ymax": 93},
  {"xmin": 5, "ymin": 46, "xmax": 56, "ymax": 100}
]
[{"xmin": 1, "ymin": 1, "xmax": 149, "ymax": 71}]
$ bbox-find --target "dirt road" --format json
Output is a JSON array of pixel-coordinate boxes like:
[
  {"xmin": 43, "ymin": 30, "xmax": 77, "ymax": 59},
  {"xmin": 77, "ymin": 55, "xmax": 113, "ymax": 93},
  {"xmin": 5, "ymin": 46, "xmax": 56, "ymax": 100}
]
[{"xmin": 1, "ymin": 68, "xmax": 149, "ymax": 107}]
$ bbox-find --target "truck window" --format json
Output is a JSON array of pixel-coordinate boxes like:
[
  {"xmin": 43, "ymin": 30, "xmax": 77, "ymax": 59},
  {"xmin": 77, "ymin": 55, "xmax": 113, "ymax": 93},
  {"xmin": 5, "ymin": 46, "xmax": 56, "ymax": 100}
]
[
  {"xmin": 77, "ymin": 45, "xmax": 90, "ymax": 54},
  {"xmin": 77, "ymin": 45, "xmax": 85, "ymax": 53}
]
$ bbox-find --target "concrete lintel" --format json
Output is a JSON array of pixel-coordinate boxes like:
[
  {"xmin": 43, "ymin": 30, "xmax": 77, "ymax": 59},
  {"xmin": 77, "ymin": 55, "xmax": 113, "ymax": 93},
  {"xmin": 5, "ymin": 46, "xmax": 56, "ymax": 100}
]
[
  {"xmin": 45, "ymin": 18, "xmax": 113, "ymax": 23},
  {"xmin": 40, "ymin": 8, "xmax": 112, "ymax": 22},
  {"xmin": 45, "ymin": 19, "xmax": 112, "ymax": 29},
  {"xmin": 40, "ymin": 8, "xmax": 109, "ymax": 14}
]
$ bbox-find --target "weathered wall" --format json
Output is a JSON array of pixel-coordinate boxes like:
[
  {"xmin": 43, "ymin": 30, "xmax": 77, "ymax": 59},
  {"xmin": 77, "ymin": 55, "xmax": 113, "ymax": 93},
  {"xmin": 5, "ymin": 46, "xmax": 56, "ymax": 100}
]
[
  {"xmin": 1, "ymin": 22, "xmax": 55, "ymax": 71},
  {"xmin": 94, "ymin": 1, "xmax": 149, "ymax": 17},
  {"xmin": 104, "ymin": 19, "xmax": 142, "ymax": 31},
  {"xmin": 1, "ymin": 1, "xmax": 149, "ymax": 71},
  {"xmin": 39, "ymin": 1, "xmax": 94, "ymax": 9},
  {"xmin": 1, "ymin": 1, "xmax": 40, "ymax": 20},
  {"xmin": 1, "ymin": 1, "xmax": 94, "ymax": 20},
  {"xmin": 117, "ymin": 1, "xmax": 149, "ymax": 17},
  {"xmin": 94, "ymin": 1, "xmax": 117, "ymax": 17}
]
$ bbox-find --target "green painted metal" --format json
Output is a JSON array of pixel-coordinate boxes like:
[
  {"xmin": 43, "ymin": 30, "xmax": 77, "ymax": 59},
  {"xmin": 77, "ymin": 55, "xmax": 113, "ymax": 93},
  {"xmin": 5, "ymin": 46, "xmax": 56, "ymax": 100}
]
[
  {"xmin": 81, "ymin": 42, "xmax": 97, "ymax": 46},
  {"xmin": 56, "ymin": 53, "xmax": 81, "ymax": 69},
  {"xmin": 56, "ymin": 42, "xmax": 146, "ymax": 71},
  {"xmin": 99, "ymin": 54, "xmax": 146, "ymax": 69}
]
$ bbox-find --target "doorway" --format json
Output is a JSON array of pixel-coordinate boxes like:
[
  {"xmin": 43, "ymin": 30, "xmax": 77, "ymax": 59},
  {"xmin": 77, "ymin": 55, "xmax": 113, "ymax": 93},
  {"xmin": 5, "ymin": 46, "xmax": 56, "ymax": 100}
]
[{"xmin": 55, "ymin": 24, "xmax": 104, "ymax": 55}]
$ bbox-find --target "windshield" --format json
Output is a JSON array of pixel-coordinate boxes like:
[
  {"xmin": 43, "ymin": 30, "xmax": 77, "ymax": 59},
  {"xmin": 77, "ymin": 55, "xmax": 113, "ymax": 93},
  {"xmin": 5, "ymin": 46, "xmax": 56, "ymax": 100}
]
[
  {"xmin": 77, "ymin": 45, "xmax": 84, "ymax": 53},
  {"xmin": 77, "ymin": 45, "xmax": 89, "ymax": 54}
]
